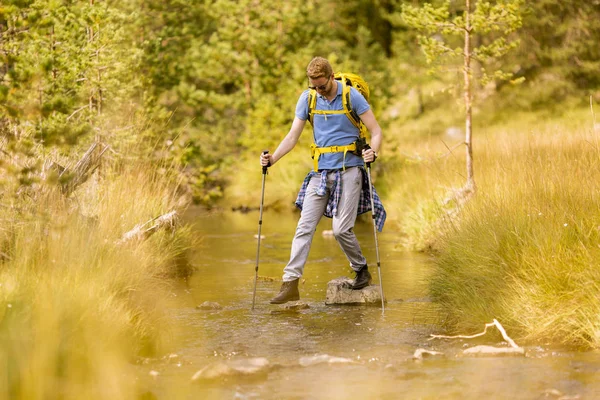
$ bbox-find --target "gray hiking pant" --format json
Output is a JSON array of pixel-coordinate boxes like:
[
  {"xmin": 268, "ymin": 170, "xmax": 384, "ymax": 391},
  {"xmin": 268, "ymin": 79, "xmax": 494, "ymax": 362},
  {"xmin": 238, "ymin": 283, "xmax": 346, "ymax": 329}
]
[{"xmin": 282, "ymin": 166, "xmax": 367, "ymax": 281}]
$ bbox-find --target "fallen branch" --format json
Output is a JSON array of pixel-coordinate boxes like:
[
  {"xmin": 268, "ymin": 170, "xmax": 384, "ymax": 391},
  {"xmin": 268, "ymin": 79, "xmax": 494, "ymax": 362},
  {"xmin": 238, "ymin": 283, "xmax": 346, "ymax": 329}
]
[
  {"xmin": 118, "ymin": 210, "xmax": 178, "ymax": 244},
  {"xmin": 61, "ymin": 142, "xmax": 109, "ymax": 193},
  {"xmin": 429, "ymin": 318, "xmax": 520, "ymax": 349}
]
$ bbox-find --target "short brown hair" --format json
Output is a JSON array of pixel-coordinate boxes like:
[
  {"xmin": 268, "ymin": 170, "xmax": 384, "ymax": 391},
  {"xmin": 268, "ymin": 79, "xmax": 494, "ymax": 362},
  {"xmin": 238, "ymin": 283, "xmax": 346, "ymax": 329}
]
[{"xmin": 306, "ymin": 57, "xmax": 333, "ymax": 80}]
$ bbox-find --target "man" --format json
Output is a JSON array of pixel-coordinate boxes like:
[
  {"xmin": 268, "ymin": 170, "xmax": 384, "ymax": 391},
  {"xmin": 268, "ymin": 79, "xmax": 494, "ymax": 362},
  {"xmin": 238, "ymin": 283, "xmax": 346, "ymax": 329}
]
[{"xmin": 260, "ymin": 57, "xmax": 385, "ymax": 304}]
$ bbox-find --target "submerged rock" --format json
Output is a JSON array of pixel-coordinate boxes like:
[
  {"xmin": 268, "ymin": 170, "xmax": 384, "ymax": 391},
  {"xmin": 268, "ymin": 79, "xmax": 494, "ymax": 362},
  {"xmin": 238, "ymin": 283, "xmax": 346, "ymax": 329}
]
[
  {"xmin": 255, "ymin": 275, "xmax": 276, "ymax": 282},
  {"xmin": 284, "ymin": 301, "xmax": 310, "ymax": 310},
  {"xmin": 325, "ymin": 277, "xmax": 384, "ymax": 305},
  {"xmin": 462, "ymin": 345, "xmax": 525, "ymax": 357},
  {"xmin": 412, "ymin": 348, "xmax": 444, "ymax": 360},
  {"xmin": 270, "ymin": 302, "xmax": 310, "ymax": 314},
  {"xmin": 299, "ymin": 354, "xmax": 355, "ymax": 367},
  {"xmin": 196, "ymin": 301, "xmax": 223, "ymax": 310},
  {"xmin": 191, "ymin": 357, "xmax": 270, "ymax": 381}
]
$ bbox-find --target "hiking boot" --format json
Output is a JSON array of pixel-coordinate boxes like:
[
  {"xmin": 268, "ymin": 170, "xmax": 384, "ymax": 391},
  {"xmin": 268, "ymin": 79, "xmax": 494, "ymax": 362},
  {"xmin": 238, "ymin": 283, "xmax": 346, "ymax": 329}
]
[
  {"xmin": 270, "ymin": 279, "xmax": 300, "ymax": 304},
  {"xmin": 351, "ymin": 266, "xmax": 372, "ymax": 290}
]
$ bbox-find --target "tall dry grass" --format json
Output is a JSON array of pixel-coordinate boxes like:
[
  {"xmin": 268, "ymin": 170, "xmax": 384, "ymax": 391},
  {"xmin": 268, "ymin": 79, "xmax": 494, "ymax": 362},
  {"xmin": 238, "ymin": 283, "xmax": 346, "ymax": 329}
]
[
  {"xmin": 389, "ymin": 107, "xmax": 600, "ymax": 346},
  {"xmin": 0, "ymin": 160, "xmax": 192, "ymax": 399}
]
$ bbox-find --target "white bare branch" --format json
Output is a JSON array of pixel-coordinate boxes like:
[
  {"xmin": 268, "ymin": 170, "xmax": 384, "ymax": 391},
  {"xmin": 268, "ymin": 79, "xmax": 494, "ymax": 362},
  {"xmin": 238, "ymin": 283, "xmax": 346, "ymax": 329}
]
[{"xmin": 429, "ymin": 319, "xmax": 520, "ymax": 349}]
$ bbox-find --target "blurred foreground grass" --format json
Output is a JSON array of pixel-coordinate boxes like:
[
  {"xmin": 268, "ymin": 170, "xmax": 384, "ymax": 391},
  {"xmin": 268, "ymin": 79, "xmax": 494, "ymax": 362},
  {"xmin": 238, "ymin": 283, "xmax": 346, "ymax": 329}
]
[{"xmin": 0, "ymin": 161, "xmax": 193, "ymax": 399}]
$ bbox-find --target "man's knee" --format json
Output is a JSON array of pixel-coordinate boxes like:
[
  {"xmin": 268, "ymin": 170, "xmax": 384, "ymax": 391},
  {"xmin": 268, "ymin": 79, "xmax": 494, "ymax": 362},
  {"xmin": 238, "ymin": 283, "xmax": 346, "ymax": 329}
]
[
  {"xmin": 296, "ymin": 220, "xmax": 317, "ymax": 237},
  {"xmin": 333, "ymin": 226, "xmax": 352, "ymax": 240}
]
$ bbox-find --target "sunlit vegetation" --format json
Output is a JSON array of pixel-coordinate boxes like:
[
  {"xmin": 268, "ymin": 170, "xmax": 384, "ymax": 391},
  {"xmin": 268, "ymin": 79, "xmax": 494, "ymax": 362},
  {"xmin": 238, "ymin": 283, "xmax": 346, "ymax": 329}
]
[
  {"xmin": 0, "ymin": 154, "xmax": 192, "ymax": 399},
  {"xmin": 387, "ymin": 108, "xmax": 600, "ymax": 347},
  {"xmin": 1, "ymin": 2, "xmax": 600, "ymax": 397}
]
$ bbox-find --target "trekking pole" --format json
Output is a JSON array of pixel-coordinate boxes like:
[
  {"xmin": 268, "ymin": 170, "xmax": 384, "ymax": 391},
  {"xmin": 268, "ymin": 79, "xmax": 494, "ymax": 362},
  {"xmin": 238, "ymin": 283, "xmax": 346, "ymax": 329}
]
[
  {"xmin": 252, "ymin": 150, "xmax": 269, "ymax": 311},
  {"xmin": 365, "ymin": 149, "xmax": 385, "ymax": 314}
]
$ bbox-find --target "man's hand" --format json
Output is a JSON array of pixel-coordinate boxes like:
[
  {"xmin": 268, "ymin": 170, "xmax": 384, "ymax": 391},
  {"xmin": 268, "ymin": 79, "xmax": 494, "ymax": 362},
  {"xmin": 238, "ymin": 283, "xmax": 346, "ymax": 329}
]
[
  {"xmin": 362, "ymin": 148, "xmax": 377, "ymax": 164},
  {"xmin": 260, "ymin": 152, "xmax": 273, "ymax": 167}
]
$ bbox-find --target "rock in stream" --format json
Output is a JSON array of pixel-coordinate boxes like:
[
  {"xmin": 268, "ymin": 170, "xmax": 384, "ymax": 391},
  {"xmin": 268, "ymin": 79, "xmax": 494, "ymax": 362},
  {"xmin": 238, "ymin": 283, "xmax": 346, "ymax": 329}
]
[
  {"xmin": 325, "ymin": 277, "xmax": 385, "ymax": 305},
  {"xmin": 191, "ymin": 357, "xmax": 271, "ymax": 381}
]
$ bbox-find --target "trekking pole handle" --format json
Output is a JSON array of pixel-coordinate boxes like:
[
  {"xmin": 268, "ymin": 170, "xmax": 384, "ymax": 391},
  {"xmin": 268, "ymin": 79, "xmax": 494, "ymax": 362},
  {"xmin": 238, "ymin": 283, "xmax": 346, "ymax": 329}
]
[
  {"xmin": 364, "ymin": 144, "xmax": 372, "ymax": 169},
  {"xmin": 262, "ymin": 150, "xmax": 271, "ymax": 174}
]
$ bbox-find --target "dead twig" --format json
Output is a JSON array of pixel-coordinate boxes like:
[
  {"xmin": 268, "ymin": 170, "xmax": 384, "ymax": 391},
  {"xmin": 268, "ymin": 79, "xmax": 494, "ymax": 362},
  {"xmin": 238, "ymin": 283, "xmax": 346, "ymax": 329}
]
[
  {"xmin": 429, "ymin": 318, "xmax": 520, "ymax": 349},
  {"xmin": 438, "ymin": 140, "xmax": 465, "ymax": 159}
]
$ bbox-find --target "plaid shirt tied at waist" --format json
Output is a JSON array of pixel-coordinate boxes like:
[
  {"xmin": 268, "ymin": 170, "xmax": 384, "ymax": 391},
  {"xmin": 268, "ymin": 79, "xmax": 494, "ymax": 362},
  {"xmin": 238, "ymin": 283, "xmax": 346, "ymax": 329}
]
[{"xmin": 294, "ymin": 167, "xmax": 386, "ymax": 232}]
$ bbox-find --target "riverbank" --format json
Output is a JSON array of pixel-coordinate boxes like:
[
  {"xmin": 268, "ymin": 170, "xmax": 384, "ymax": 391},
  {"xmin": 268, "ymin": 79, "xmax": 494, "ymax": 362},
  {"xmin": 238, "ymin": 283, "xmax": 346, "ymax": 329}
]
[
  {"xmin": 0, "ymin": 160, "xmax": 193, "ymax": 400},
  {"xmin": 387, "ymin": 106, "xmax": 600, "ymax": 347}
]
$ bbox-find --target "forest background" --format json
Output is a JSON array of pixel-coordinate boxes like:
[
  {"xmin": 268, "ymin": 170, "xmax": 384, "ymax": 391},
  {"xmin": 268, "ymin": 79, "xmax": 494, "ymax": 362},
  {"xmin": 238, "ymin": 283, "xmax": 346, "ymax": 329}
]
[
  {"xmin": 2, "ymin": 0, "xmax": 600, "ymax": 398},
  {"xmin": 2, "ymin": 0, "xmax": 599, "ymax": 205}
]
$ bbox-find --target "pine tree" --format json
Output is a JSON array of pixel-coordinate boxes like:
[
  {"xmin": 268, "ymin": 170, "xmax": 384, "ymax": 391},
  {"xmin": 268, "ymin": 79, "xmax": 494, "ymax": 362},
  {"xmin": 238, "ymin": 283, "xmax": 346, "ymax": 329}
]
[{"xmin": 402, "ymin": 0, "xmax": 523, "ymax": 194}]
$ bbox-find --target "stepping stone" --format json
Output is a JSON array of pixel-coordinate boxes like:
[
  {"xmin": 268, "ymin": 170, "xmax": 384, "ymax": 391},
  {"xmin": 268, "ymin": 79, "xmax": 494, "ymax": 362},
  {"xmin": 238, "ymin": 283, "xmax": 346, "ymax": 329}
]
[{"xmin": 325, "ymin": 277, "xmax": 385, "ymax": 306}]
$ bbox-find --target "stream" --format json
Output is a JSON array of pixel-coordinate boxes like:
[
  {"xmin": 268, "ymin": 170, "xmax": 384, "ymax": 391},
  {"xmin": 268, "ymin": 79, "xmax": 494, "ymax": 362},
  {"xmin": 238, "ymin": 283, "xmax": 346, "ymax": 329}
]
[{"xmin": 137, "ymin": 209, "xmax": 600, "ymax": 399}]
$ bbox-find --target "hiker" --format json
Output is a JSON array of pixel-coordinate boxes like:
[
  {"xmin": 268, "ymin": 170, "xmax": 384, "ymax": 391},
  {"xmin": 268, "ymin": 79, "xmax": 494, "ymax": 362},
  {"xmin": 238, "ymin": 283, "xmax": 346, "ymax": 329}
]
[{"xmin": 259, "ymin": 56, "xmax": 386, "ymax": 304}]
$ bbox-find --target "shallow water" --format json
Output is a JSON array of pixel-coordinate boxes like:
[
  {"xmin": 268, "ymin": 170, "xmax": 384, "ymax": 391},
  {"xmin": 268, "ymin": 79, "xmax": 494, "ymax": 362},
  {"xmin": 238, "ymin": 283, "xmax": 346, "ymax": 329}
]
[{"xmin": 138, "ymin": 209, "xmax": 600, "ymax": 400}]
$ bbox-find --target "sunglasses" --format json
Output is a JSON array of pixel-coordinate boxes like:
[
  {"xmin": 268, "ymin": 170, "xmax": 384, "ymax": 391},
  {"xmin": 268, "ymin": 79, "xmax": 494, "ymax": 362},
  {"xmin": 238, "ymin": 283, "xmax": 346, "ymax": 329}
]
[{"xmin": 308, "ymin": 76, "xmax": 331, "ymax": 91}]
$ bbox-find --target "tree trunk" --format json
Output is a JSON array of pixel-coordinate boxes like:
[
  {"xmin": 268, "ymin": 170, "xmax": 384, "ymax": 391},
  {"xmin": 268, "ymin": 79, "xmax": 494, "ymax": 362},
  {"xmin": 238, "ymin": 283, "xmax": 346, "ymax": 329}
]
[{"xmin": 464, "ymin": 0, "xmax": 476, "ymax": 193}]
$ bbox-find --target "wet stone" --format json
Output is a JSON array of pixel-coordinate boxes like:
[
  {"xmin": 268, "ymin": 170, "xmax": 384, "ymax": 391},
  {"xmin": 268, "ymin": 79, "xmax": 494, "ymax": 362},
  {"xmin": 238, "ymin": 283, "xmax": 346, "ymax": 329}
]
[
  {"xmin": 462, "ymin": 345, "xmax": 525, "ymax": 357},
  {"xmin": 191, "ymin": 357, "xmax": 271, "ymax": 381},
  {"xmin": 196, "ymin": 301, "xmax": 223, "ymax": 310},
  {"xmin": 325, "ymin": 277, "xmax": 384, "ymax": 305},
  {"xmin": 412, "ymin": 348, "xmax": 444, "ymax": 360},
  {"xmin": 284, "ymin": 301, "xmax": 310, "ymax": 310},
  {"xmin": 270, "ymin": 301, "xmax": 310, "ymax": 314},
  {"xmin": 299, "ymin": 354, "xmax": 354, "ymax": 367}
]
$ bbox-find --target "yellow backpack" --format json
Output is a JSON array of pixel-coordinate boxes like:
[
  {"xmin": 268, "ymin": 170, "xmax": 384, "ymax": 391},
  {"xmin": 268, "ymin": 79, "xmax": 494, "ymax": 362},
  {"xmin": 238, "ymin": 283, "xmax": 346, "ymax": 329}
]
[{"xmin": 307, "ymin": 72, "xmax": 370, "ymax": 170}]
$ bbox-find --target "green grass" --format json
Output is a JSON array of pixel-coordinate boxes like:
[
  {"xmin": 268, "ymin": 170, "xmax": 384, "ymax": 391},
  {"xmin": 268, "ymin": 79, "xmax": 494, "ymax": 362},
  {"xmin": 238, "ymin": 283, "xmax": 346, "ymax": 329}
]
[{"xmin": 0, "ymin": 161, "xmax": 192, "ymax": 400}]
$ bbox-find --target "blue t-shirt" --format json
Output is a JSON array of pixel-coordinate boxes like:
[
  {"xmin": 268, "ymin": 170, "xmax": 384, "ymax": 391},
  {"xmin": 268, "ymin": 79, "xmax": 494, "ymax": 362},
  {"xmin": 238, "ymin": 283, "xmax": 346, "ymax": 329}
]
[{"xmin": 295, "ymin": 82, "xmax": 370, "ymax": 170}]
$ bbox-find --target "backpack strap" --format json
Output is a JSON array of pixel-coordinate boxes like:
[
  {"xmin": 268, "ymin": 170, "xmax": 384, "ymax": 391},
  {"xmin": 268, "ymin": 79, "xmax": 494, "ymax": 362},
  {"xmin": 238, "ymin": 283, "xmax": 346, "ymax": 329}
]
[
  {"xmin": 339, "ymin": 76, "xmax": 368, "ymax": 139},
  {"xmin": 307, "ymin": 89, "xmax": 317, "ymax": 126},
  {"xmin": 310, "ymin": 142, "xmax": 357, "ymax": 172},
  {"xmin": 307, "ymin": 77, "xmax": 368, "ymax": 144},
  {"xmin": 340, "ymin": 77, "xmax": 360, "ymax": 128}
]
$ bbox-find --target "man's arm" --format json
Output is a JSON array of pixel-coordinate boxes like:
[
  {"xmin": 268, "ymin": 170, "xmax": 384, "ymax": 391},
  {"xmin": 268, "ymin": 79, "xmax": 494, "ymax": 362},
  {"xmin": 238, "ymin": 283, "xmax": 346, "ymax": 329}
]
[
  {"xmin": 260, "ymin": 117, "xmax": 306, "ymax": 167},
  {"xmin": 359, "ymin": 109, "xmax": 382, "ymax": 163}
]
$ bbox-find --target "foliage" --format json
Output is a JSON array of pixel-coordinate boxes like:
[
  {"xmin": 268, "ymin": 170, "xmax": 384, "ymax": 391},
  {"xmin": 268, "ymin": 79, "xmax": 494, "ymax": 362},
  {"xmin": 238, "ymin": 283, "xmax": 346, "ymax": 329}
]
[
  {"xmin": 516, "ymin": 1, "xmax": 600, "ymax": 92},
  {"xmin": 2, "ymin": 0, "xmax": 600, "ymax": 354},
  {"xmin": 3, "ymin": 0, "xmax": 598, "ymax": 205},
  {"xmin": 138, "ymin": 0, "xmax": 394, "ymax": 206},
  {"xmin": 0, "ymin": 157, "xmax": 193, "ymax": 399}
]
